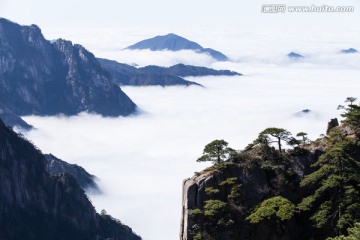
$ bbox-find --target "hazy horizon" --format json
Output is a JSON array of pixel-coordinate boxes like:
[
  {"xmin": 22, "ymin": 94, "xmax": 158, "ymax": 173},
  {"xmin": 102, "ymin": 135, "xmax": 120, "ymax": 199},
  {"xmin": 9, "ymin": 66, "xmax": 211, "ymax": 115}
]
[{"xmin": 2, "ymin": 0, "xmax": 359, "ymax": 29}]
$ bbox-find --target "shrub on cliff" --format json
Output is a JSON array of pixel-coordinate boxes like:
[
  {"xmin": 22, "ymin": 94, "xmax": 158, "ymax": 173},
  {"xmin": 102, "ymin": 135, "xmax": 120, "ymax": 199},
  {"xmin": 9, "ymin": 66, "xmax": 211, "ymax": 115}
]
[{"xmin": 246, "ymin": 196, "xmax": 296, "ymax": 224}]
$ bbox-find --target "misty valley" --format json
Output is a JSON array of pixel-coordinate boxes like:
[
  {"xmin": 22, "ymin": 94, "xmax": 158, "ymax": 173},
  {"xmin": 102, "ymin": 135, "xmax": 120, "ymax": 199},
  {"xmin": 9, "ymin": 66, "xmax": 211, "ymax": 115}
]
[{"xmin": 1, "ymin": 18, "xmax": 360, "ymax": 240}]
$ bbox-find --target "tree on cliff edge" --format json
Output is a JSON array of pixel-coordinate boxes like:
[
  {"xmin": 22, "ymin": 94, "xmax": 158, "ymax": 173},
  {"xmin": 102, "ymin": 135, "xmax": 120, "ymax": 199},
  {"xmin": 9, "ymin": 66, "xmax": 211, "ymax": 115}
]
[
  {"xmin": 260, "ymin": 128, "xmax": 292, "ymax": 153},
  {"xmin": 341, "ymin": 97, "xmax": 360, "ymax": 133},
  {"xmin": 197, "ymin": 139, "xmax": 234, "ymax": 164}
]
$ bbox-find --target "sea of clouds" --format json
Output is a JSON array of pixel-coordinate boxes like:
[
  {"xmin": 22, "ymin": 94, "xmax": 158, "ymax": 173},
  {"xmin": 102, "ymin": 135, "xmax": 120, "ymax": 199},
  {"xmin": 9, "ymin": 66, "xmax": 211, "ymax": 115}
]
[{"xmin": 22, "ymin": 26, "xmax": 360, "ymax": 240}]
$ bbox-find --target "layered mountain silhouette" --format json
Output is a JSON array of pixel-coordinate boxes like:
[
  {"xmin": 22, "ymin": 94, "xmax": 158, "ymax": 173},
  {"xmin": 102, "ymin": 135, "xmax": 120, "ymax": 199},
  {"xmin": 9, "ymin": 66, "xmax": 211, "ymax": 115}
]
[
  {"xmin": 139, "ymin": 64, "xmax": 241, "ymax": 77},
  {"xmin": 125, "ymin": 33, "xmax": 228, "ymax": 61},
  {"xmin": 0, "ymin": 119, "xmax": 141, "ymax": 240},
  {"xmin": 0, "ymin": 106, "xmax": 32, "ymax": 130},
  {"xmin": 98, "ymin": 59, "xmax": 241, "ymax": 87},
  {"xmin": 341, "ymin": 48, "xmax": 358, "ymax": 54},
  {"xmin": 287, "ymin": 52, "xmax": 304, "ymax": 59},
  {"xmin": 0, "ymin": 18, "xmax": 136, "ymax": 117},
  {"xmin": 45, "ymin": 154, "xmax": 100, "ymax": 193},
  {"xmin": 98, "ymin": 58, "xmax": 201, "ymax": 86}
]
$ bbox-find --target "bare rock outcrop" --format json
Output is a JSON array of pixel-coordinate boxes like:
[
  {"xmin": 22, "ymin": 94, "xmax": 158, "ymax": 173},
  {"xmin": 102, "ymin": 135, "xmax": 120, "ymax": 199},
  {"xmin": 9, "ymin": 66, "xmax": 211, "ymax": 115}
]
[{"xmin": 326, "ymin": 118, "xmax": 339, "ymax": 134}]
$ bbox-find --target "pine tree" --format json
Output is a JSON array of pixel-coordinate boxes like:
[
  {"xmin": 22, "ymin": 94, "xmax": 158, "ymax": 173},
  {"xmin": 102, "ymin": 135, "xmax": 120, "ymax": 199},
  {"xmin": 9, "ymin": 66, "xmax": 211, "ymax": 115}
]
[
  {"xmin": 197, "ymin": 139, "xmax": 234, "ymax": 164},
  {"xmin": 341, "ymin": 105, "xmax": 360, "ymax": 134},
  {"xmin": 260, "ymin": 128, "xmax": 292, "ymax": 153},
  {"xmin": 298, "ymin": 139, "xmax": 360, "ymax": 234}
]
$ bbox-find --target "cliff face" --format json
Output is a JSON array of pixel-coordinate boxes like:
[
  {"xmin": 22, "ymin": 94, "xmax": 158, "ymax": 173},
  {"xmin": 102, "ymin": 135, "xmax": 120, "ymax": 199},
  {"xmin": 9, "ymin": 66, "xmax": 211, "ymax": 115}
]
[
  {"xmin": 0, "ymin": 106, "xmax": 32, "ymax": 130},
  {"xmin": 45, "ymin": 153, "xmax": 100, "ymax": 192},
  {"xmin": 180, "ymin": 123, "xmax": 360, "ymax": 240},
  {"xmin": 0, "ymin": 119, "xmax": 141, "ymax": 240},
  {"xmin": 0, "ymin": 18, "xmax": 136, "ymax": 117},
  {"xmin": 180, "ymin": 152, "xmax": 317, "ymax": 240}
]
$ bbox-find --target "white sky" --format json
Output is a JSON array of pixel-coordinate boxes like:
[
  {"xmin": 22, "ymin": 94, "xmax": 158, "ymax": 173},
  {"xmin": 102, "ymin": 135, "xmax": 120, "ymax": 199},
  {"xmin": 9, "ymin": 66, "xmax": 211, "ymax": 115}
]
[{"xmin": 1, "ymin": 0, "xmax": 359, "ymax": 29}]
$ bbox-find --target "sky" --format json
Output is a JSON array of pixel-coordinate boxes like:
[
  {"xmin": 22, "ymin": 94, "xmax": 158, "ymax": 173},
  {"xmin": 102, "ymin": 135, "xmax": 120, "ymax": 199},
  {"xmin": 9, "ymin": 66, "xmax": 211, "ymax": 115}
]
[
  {"xmin": 1, "ymin": 0, "xmax": 360, "ymax": 29},
  {"xmin": 2, "ymin": 1, "xmax": 360, "ymax": 240}
]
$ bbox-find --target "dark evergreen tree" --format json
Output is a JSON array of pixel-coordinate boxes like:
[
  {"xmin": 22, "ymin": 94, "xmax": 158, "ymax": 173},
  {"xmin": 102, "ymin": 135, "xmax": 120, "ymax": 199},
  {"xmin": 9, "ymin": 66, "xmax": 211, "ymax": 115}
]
[
  {"xmin": 298, "ymin": 139, "xmax": 360, "ymax": 234},
  {"xmin": 197, "ymin": 140, "xmax": 234, "ymax": 164},
  {"xmin": 260, "ymin": 128, "xmax": 292, "ymax": 153}
]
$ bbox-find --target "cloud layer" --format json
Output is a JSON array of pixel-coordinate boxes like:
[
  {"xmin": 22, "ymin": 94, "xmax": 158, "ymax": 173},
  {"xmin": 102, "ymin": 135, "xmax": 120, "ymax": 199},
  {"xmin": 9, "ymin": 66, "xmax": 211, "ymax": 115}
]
[
  {"xmin": 21, "ymin": 27, "xmax": 360, "ymax": 240},
  {"xmin": 41, "ymin": 26, "xmax": 360, "ymax": 68}
]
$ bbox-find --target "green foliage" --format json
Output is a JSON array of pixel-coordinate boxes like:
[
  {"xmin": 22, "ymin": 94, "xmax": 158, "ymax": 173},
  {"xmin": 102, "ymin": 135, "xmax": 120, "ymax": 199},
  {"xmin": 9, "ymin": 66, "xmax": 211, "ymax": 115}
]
[
  {"xmin": 327, "ymin": 222, "xmax": 360, "ymax": 240},
  {"xmin": 204, "ymin": 200, "xmax": 227, "ymax": 217},
  {"xmin": 298, "ymin": 139, "xmax": 360, "ymax": 233},
  {"xmin": 218, "ymin": 178, "xmax": 242, "ymax": 200},
  {"xmin": 296, "ymin": 132, "xmax": 309, "ymax": 144},
  {"xmin": 219, "ymin": 177, "xmax": 237, "ymax": 186},
  {"xmin": 245, "ymin": 133, "xmax": 271, "ymax": 151},
  {"xmin": 246, "ymin": 196, "xmax": 296, "ymax": 224},
  {"xmin": 345, "ymin": 97, "xmax": 357, "ymax": 106},
  {"xmin": 298, "ymin": 196, "xmax": 316, "ymax": 211},
  {"xmin": 197, "ymin": 139, "xmax": 233, "ymax": 164},
  {"xmin": 193, "ymin": 231, "xmax": 202, "ymax": 240},
  {"xmin": 189, "ymin": 208, "xmax": 203, "ymax": 218},
  {"xmin": 300, "ymin": 164, "xmax": 334, "ymax": 187},
  {"xmin": 203, "ymin": 161, "xmax": 235, "ymax": 173},
  {"xmin": 326, "ymin": 127, "xmax": 348, "ymax": 145},
  {"xmin": 228, "ymin": 184, "xmax": 242, "ymax": 200},
  {"xmin": 310, "ymin": 201, "xmax": 332, "ymax": 228},
  {"xmin": 205, "ymin": 187, "xmax": 220, "ymax": 195},
  {"xmin": 341, "ymin": 97, "xmax": 360, "ymax": 132},
  {"xmin": 260, "ymin": 128, "xmax": 292, "ymax": 152},
  {"xmin": 100, "ymin": 209, "xmax": 107, "ymax": 216}
]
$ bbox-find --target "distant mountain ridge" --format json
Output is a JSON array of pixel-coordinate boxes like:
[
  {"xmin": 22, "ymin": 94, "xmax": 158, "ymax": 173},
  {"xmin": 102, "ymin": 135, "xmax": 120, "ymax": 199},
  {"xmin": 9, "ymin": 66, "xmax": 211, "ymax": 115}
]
[
  {"xmin": 0, "ymin": 106, "xmax": 32, "ymax": 130},
  {"xmin": 0, "ymin": 18, "xmax": 136, "ymax": 117},
  {"xmin": 45, "ymin": 154, "xmax": 100, "ymax": 192},
  {"xmin": 98, "ymin": 58, "xmax": 201, "ymax": 87},
  {"xmin": 139, "ymin": 64, "xmax": 241, "ymax": 77},
  {"xmin": 126, "ymin": 33, "xmax": 228, "ymax": 61},
  {"xmin": 98, "ymin": 59, "xmax": 241, "ymax": 86},
  {"xmin": 341, "ymin": 48, "xmax": 358, "ymax": 54},
  {"xmin": 0, "ymin": 119, "xmax": 141, "ymax": 240}
]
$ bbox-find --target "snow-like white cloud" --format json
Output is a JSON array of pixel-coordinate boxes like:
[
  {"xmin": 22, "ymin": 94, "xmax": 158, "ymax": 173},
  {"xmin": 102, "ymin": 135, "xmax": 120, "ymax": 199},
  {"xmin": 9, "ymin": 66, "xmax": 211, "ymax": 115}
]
[
  {"xmin": 21, "ymin": 26, "xmax": 360, "ymax": 240},
  {"xmin": 41, "ymin": 25, "xmax": 360, "ymax": 69}
]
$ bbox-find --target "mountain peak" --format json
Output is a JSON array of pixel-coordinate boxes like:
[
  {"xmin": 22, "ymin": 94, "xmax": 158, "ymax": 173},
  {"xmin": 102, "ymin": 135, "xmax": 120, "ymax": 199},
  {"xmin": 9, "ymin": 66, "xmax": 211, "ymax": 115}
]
[
  {"xmin": 126, "ymin": 33, "xmax": 228, "ymax": 61},
  {"xmin": 287, "ymin": 52, "xmax": 304, "ymax": 58},
  {"xmin": 341, "ymin": 48, "xmax": 358, "ymax": 54},
  {"xmin": 164, "ymin": 33, "xmax": 181, "ymax": 38},
  {"xmin": 0, "ymin": 18, "xmax": 136, "ymax": 117}
]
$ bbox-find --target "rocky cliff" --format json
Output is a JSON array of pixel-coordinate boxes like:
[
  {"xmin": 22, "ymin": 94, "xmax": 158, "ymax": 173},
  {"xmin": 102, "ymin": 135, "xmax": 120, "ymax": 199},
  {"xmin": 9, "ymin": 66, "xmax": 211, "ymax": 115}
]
[
  {"xmin": 180, "ymin": 120, "xmax": 360, "ymax": 240},
  {"xmin": 180, "ymin": 151, "xmax": 317, "ymax": 240},
  {"xmin": 0, "ymin": 106, "xmax": 32, "ymax": 130},
  {"xmin": 0, "ymin": 18, "xmax": 136, "ymax": 117},
  {"xmin": 45, "ymin": 154, "xmax": 100, "ymax": 193},
  {"xmin": 0, "ymin": 119, "xmax": 141, "ymax": 240}
]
